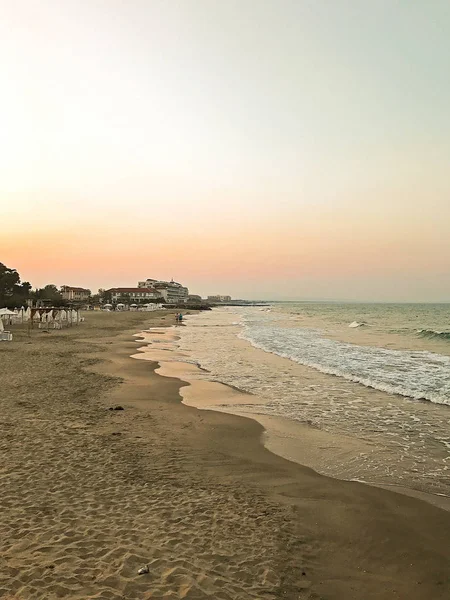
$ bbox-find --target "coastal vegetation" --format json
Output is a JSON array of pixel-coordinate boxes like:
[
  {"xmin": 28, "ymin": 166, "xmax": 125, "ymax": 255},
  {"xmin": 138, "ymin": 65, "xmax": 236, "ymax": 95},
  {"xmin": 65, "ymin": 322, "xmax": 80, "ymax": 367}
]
[
  {"xmin": 0, "ymin": 262, "xmax": 32, "ymax": 308},
  {"xmin": 0, "ymin": 262, "xmax": 76, "ymax": 308}
]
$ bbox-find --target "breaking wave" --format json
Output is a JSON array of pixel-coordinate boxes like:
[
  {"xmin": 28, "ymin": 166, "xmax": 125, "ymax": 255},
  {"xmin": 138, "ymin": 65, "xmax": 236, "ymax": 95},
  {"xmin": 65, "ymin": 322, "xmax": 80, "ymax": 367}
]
[
  {"xmin": 417, "ymin": 329, "xmax": 450, "ymax": 341},
  {"xmin": 239, "ymin": 324, "xmax": 450, "ymax": 406}
]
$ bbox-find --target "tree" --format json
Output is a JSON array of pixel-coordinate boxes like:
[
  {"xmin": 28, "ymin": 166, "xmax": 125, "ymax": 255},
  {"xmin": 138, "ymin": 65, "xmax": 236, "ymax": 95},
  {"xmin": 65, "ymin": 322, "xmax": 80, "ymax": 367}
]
[
  {"xmin": 0, "ymin": 263, "xmax": 20, "ymax": 296},
  {"xmin": 42, "ymin": 285, "xmax": 63, "ymax": 303},
  {"xmin": 21, "ymin": 282, "xmax": 32, "ymax": 295},
  {"xmin": 99, "ymin": 289, "xmax": 112, "ymax": 304},
  {"xmin": 0, "ymin": 262, "xmax": 32, "ymax": 308},
  {"xmin": 31, "ymin": 284, "xmax": 64, "ymax": 306}
]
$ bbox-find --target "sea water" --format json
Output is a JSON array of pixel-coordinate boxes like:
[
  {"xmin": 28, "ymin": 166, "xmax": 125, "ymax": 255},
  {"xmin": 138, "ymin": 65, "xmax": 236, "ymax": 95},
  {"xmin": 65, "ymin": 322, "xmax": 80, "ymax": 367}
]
[{"xmin": 176, "ymin": 303, "xmax": 450, "ymax": 496}]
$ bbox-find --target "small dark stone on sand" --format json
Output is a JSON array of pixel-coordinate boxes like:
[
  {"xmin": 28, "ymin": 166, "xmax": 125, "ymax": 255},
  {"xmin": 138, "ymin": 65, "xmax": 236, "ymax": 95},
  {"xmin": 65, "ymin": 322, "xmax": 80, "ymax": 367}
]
[
  {"xmin": 109, "ymin": 405, "xmax": 124, "ymax": 411},
  {"xmin": 111, "ymin": 432, "xmax": 122, "ymax": 436}
]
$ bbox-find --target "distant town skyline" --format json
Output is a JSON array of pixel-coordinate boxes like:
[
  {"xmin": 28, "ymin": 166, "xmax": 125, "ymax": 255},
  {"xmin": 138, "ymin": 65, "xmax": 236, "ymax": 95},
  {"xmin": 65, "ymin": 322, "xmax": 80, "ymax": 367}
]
[
  {"xmin": 5, "ymin": 269, "xmax": 450, "ymax": 304},
  {"xmin": 2, "ymin": 1, "xmax": 450, "ymax": 302}
]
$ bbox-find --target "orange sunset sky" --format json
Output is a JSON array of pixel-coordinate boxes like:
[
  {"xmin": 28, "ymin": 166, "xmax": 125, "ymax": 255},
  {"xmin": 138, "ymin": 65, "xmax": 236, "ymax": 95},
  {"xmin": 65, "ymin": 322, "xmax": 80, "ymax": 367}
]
[{"xmin": 1, "ymin": 1, "xmax": 450, "ymax": 301}]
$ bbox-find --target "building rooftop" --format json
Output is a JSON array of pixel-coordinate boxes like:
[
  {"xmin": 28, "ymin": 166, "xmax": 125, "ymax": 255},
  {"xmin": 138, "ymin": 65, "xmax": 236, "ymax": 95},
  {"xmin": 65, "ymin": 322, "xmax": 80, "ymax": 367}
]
[{"xmin": 106, "ymin": 287, "xmax": 157, "ymax": 293}]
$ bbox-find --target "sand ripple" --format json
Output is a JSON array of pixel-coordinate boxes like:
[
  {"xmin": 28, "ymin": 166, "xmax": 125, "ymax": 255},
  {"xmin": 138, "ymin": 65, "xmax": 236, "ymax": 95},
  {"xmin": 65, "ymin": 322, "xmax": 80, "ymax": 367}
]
[{"xmin": 0, "ymin": 319, "xmax": 316, "ymax": 600}]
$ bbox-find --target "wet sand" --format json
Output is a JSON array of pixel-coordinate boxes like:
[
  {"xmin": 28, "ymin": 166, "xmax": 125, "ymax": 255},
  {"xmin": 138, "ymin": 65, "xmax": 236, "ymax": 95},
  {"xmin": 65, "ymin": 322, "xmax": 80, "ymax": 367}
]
[
  {"xmin": 145, "ymin": 329, "xmax": 450, "ymax": 512},
  {"xmin": 1, "ymin": 311, "xmax": 450, "ymax": 599},
  {"xmin": 167, "ymin": 311, "xmax": 450, "ymax": 498}
]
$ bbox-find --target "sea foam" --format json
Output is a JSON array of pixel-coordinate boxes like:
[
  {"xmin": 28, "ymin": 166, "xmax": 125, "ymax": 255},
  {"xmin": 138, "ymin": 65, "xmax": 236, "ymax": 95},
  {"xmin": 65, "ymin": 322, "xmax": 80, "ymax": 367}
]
[{"xmin": 239, "ymin": 322, "xmax": 450, "ymax": 406}]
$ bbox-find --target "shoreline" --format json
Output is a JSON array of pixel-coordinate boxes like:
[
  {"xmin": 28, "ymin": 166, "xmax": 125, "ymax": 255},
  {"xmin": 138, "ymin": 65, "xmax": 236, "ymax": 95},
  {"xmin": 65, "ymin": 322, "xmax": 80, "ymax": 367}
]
[
  {"xmin": 136, "ymin": 326, "xmax": 450, "ymax": 513},
  {"xmin": 165, "ymin": 308, "xmax": 450, "ymax": 498},
  {"xmin": 2, "ymin": 311, "xmax": 450, "ymax": 599}
]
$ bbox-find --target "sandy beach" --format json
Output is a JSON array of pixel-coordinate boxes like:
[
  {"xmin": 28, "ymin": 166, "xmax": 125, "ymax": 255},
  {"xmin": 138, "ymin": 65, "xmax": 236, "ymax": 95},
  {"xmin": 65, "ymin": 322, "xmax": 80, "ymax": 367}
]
[{"xmin": 1, "ymin": 311, "xmax": 450, "ymax": 600}]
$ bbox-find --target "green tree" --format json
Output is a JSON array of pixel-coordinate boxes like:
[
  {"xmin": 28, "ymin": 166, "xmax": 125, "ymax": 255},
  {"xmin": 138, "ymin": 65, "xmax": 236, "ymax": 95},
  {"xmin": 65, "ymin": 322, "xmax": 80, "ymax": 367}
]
[
  {"xmin": 43, "ymin": 285, "xmax": 63, "ymax": 303},
  {"xmin": 31, "ymin": 284, "xmax": 64, "ymax": 306},
  {"xmin": 0, "ymin": 262, "xmax": 32, "ymax": 308},
  {"xmin": 99, "ymin": 289, "xmax": 112, "ymax": 304}
]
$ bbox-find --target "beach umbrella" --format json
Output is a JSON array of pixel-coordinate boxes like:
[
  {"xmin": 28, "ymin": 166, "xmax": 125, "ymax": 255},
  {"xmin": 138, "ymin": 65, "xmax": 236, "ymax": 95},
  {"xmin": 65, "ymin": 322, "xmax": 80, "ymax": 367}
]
[{"xmin": 1, "ymin": 308, "xmax": 16, "ymax": 326}]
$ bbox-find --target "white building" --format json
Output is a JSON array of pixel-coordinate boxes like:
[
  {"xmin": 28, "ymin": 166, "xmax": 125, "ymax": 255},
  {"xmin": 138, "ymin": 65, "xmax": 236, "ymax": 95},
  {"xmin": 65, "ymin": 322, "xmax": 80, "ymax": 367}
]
[
  {"xmin": 106, "ymin": 287, "xmax": 161, "ymax": 303},
  {"xmin": 61, "ymin": 286, "xmax": 91, "ymax": 301},
  {"xmin": 207, "ymin": 295, "xmax": 232, "ymax": 303},
  {"xmin": 137, "ymin": 279, "xmax": 189, "ymax": 303}
]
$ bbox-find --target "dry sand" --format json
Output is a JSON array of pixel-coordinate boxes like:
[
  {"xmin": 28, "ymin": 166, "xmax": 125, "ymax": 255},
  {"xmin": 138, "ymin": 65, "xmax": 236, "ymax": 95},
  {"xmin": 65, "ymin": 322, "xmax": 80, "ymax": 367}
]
[{"xmin": 1, "ymin": 311, "xmax": 450, "ymax": 599}]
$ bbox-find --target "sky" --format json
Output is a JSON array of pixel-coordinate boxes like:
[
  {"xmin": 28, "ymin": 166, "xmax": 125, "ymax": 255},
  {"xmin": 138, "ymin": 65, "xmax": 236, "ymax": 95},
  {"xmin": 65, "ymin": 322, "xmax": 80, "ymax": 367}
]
[{"xmin": 1, "ymin": 0, "xmax": 449, "ymax": 301}]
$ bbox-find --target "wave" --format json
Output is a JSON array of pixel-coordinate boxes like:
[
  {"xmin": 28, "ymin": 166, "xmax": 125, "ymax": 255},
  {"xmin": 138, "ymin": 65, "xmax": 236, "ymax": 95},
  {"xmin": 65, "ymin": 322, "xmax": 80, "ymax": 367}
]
[
  {"xmin": 238, "ymin": 325, "xmax": 450, "ymax": 407},
  {"xmin": 417, "ymin": 329, "xmax": 450, "ymax": 341}
]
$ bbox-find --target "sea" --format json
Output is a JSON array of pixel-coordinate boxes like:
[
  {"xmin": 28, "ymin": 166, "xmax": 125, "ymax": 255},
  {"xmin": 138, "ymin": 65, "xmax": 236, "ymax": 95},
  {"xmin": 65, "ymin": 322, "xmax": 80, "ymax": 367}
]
[{"xmin": 174, "ymin": 303, "xmax": 450, "ymax": 499}]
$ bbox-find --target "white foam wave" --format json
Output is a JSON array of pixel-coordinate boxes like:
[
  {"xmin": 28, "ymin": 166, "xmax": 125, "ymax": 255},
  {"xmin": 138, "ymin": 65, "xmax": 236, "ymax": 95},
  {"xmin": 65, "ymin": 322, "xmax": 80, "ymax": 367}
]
[{"xmin": 239, "ymin": 324, "xmax": 450, "ymax": 406}]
